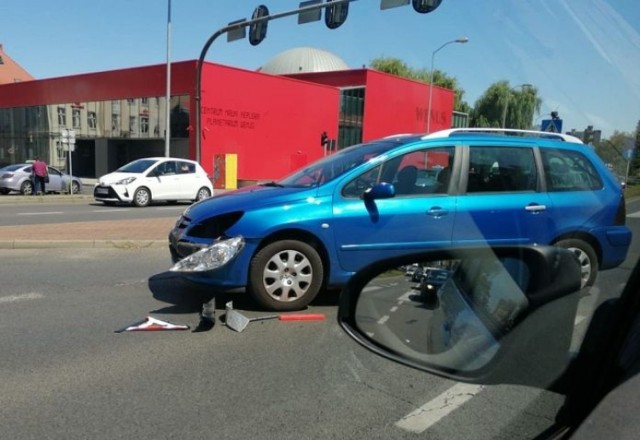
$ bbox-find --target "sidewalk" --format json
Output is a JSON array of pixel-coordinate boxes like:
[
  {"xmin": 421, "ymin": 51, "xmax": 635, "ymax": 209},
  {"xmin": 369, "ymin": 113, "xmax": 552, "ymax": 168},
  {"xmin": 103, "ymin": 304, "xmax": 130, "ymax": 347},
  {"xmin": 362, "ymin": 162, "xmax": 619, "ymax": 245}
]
[{"xmin": 0, "ymin": 194, "xmax": 175, "ymax": 249}]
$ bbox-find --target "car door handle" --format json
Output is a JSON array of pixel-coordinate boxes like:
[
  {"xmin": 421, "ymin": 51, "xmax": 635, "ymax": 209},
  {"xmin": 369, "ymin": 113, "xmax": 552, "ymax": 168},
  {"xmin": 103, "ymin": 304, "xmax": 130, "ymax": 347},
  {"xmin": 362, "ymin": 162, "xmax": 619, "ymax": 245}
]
[
  {"xmin": 525, "ymin": 204, "xmax": 547, "ymax": 213},
  {"xmin": 426, "ymin": 207, "xmax": 448, "ymax": 218}
]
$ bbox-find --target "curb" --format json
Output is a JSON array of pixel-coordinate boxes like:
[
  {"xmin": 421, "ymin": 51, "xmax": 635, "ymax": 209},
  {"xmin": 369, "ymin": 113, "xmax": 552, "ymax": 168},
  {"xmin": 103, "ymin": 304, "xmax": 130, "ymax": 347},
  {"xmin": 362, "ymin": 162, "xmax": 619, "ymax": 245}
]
[{"xmin": 0, "ymin": 239, "xmax": 167, "ymax": 250}]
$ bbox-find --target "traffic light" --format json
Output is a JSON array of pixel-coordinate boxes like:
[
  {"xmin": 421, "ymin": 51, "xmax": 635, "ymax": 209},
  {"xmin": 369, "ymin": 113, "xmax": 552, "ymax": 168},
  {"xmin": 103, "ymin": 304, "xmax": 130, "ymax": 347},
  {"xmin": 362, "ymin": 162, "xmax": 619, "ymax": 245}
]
[
  {"xmin": 320, "ymin": 131, "xmax": 329, "ymax": 146},
  {"xmin": 325, "ymin": 0, "xmax": 349, "ymax": 29},
  {"xmin": 248, "ymin": 5, "xmax": 269, "ymax": 46},
  {"xmin": 412, "ymin": 0, "xmax": 442, "ymax": 13}
]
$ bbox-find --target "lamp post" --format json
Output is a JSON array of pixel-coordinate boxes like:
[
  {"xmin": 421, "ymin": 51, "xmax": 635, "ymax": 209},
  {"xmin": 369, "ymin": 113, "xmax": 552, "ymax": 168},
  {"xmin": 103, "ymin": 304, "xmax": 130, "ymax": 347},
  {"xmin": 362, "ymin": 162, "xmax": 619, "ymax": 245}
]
[
  {"xmin": 426, "ymin": 37, "xmax": 468, "ymax": 133},
  {"xmin": 502, "ymin": 83, "xmax": 532, "ymax": 128},
  {"xmin": 164, "ymin": 0, "xmax": 172, "ymax": 157}
]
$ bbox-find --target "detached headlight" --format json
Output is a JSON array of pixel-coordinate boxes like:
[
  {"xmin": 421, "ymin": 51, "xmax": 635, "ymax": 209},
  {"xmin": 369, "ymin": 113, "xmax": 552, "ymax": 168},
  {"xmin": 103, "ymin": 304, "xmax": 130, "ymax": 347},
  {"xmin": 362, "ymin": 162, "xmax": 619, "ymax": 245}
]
[
  {"xmin": 170, "ymin": 236, "xmax": 245, "ymax": 272},
  {"xmin": 115, "ymin": 177, "xmax": 137, "ymax": 185}
]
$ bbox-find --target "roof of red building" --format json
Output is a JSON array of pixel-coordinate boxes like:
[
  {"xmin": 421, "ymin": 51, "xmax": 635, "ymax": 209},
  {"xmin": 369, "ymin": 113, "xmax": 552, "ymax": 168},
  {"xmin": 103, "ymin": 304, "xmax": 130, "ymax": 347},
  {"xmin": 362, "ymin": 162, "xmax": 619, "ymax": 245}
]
[{"xmin": 0, "ymin": 43, "xmax": 34, "ymax": 85}]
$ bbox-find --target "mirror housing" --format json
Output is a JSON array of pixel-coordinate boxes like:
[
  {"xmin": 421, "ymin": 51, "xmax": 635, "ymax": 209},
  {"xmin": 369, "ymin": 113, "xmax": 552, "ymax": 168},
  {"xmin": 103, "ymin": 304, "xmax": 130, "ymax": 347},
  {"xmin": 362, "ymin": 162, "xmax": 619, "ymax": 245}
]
[
  {"xmin": 362, "ymin": 182, "xmax": 395, "ymax": 201},
  {"xmin": 338, "ymin": 245, "xmax": 582, "ymax": 388}
]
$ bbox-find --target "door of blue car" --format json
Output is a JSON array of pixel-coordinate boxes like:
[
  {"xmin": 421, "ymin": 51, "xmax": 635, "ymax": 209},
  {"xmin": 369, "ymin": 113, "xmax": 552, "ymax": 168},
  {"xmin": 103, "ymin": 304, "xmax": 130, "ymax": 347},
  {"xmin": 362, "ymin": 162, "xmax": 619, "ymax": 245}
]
[
  {"xmin": 331, "ymin": 146, "xmax": 458, "ymax": 273},
  {"xmin": 452, "ymin": 143, "xmax": 554, "ymax": 247}
]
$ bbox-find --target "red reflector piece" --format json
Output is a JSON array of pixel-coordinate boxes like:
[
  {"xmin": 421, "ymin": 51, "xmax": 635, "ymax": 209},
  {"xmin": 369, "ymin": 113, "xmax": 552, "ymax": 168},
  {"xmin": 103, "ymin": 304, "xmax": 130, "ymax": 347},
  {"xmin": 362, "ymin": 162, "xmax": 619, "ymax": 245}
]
[{"xmin": 278, "ymin": 313, "xmax": 326, "ymax": 321}]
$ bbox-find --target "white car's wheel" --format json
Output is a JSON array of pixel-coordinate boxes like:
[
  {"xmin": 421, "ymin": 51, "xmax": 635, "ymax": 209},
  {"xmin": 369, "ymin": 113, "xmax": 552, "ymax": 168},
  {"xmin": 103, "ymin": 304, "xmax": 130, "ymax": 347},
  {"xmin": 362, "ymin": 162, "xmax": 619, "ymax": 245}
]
[
  {"xmin": 195, "ymin": 187, "xmax": 212, "ymax": 202},
  {"xmin": 133, "ymin": 187, "xmax": 151, "ymax": 207}
]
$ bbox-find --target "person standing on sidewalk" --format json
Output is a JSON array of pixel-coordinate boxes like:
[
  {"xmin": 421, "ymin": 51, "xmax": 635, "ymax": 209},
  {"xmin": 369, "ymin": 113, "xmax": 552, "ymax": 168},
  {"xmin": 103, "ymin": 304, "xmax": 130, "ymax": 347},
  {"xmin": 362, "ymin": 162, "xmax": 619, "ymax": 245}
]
[{"xmin": 31, "ymin": 156, "xmax": 49, "ymax": 195}]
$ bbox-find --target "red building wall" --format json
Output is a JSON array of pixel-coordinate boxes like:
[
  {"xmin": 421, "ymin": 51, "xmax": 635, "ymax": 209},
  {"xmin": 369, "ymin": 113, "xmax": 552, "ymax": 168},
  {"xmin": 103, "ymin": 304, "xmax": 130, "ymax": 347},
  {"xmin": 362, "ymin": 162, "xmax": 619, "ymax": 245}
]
[
  {"xmin": 198, "ymin": 63, "xmax": 339, "ymax": 181},
  {"xmin": 288, "ymin": 69, "xmax": 455, "ymax": 140},
  {"xmin": 0, "ymin": 62, "xmax": 452, "ymax": 182}
]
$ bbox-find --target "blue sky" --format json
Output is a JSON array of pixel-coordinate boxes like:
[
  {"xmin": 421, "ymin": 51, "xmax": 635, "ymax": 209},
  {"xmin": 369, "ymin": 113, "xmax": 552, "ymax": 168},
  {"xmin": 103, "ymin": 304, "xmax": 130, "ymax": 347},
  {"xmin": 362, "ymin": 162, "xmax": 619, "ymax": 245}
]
[{"xmin": 2, "ymin": 0, "xmax": 639, "ymax": 137}]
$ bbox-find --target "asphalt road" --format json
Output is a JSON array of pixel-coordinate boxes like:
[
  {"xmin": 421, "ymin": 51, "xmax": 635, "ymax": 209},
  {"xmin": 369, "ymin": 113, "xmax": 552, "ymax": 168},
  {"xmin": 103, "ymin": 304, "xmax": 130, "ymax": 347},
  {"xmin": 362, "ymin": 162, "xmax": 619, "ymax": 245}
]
[
  {"xmin": 0, "ymin": 247, "xmax": 573, "ymax": 440},
  {"xmin": 0, "ymin": 196, "xmax": 189, "ymax": 227},
  {"xmin": 1, "ymin": 197, "xmax": 639, "ymax": 439}
]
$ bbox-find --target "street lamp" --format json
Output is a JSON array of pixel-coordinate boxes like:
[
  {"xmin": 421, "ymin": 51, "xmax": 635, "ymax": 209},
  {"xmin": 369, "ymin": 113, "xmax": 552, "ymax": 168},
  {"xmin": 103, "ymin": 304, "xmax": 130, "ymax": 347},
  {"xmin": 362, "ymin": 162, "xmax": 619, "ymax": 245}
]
[
  {"xmin": 426, "ymin": 37, "xmax": 468, "ymax": 133},
  {"xmin": 502, "ymin": 83, "xmax": 532, "ymax": 128}
]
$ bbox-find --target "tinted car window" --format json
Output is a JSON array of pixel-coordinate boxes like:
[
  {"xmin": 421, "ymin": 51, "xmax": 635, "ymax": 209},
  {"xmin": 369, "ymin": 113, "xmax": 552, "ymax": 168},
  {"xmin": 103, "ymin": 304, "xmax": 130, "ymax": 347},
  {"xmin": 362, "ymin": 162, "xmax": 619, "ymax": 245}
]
[
  {"xmin": 279, "ymin": 140, "xmax": 400, "ymax": 188},
  {"xmin": 541, "ymin": 149, "xmax": 603, "ymax": 191},
  {"xmin": 342, "ymin": 146, "xmax": 455, "ymax": 197},
  {"xmin": 116, "ymin": 158, "xmax": 158, "ymax": 173},
  {"xmin": 467, "ymin": 146, "xmax": 537, "ymax": 193}
]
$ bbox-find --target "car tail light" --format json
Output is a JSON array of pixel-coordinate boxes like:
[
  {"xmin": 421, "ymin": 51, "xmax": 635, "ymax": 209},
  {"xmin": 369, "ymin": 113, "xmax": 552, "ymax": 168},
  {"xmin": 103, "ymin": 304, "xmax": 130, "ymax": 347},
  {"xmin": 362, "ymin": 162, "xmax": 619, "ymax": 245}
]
[{"xmin": 615, "ymin": 194, "xmax": 627, "ymax": 225}]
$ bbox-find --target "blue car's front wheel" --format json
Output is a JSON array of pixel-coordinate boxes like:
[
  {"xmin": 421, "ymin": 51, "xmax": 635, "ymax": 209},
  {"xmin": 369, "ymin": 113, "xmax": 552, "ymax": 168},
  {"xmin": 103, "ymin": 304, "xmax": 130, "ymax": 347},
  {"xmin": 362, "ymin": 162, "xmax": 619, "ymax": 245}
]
[{"xmin": 249, "ymin": 240, "xmax": 324, "ymax": 311}]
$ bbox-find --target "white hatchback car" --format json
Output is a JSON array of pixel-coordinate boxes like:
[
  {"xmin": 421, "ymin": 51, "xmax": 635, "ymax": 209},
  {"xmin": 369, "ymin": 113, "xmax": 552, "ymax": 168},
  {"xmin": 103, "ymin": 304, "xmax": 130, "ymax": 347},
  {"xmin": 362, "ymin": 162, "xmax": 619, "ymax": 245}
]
[{"xmin": 94, "ymin": 157, "xmax": 213, "ymax": 207}]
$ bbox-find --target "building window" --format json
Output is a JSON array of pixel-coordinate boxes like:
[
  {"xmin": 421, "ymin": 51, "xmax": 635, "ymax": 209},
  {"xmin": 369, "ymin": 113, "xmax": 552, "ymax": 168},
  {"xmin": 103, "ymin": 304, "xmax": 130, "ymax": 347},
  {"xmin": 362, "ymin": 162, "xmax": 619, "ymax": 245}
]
[
  {"xmin": 111, "ymin": 114, "xmax": 120, "ymax": 131},
  {"xmin": 141, "ymin": 97, "xmax": 148, "ymax": 104},
  {"xmin": 57, "ymin": 107, "xmax": 66, "ymax": 126},
  {"xmin": 88, "ymin": 111, "xmax": 97, "ymax": 129},
  {"xmin": 338, "ymin": 87, "xmax": 365, "ymax": 149},
  {"xmin": 72, "ymin": 108, "xmax": 81, "ymax": 129},
  {"xmin": 129, "ymin": 116, "xmax": 137, "ymax": 133},
  {"xmin": 140, "ymin": 116, "xmax": 149, "ymax": 134}
]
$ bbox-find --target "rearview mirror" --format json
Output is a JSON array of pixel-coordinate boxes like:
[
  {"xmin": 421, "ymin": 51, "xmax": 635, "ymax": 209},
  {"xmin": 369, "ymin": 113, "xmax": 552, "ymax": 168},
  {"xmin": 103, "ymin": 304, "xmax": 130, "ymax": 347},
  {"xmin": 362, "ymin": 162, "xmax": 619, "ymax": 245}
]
[{"xmin": 338, "ymin": 246, "xmax": 582, "ymax": 387}]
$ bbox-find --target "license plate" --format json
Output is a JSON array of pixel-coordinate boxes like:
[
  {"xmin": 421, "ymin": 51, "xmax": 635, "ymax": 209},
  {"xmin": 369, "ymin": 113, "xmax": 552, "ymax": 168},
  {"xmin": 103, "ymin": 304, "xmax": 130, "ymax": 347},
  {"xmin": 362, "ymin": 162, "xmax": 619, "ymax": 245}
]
[{"xmin": 96, "ymin": 187, "xmax": 109, "ymax": 195}]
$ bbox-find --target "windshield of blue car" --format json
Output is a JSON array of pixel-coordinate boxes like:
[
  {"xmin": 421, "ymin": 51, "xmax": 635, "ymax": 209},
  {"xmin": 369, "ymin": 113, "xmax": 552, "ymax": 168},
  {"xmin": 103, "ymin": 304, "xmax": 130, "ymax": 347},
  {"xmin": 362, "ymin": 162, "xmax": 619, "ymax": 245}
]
[{"xmin": 277, "ymin": 140, "xmax": 406, "ymax": 188}]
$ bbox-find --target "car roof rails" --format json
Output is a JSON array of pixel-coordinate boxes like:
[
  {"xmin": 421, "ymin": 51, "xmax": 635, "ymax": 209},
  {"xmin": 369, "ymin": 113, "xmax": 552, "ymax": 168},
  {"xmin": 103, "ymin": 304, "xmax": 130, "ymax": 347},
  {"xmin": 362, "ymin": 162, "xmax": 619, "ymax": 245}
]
[{"xmin": 422, "ymin": 128, "xmax": 584, "ymax": 144}]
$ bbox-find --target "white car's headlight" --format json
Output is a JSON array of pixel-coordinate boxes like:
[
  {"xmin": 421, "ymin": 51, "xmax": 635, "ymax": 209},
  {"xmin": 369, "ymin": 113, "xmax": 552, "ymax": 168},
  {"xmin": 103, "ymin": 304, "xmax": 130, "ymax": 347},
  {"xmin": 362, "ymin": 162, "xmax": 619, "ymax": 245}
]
[
  {"xmin": 115, "ymin": 177, "xmax": 137, "ymax": 185},
  {"xmin": 170, "ymin": 236, "xmax": 245, "ymax": 272}
]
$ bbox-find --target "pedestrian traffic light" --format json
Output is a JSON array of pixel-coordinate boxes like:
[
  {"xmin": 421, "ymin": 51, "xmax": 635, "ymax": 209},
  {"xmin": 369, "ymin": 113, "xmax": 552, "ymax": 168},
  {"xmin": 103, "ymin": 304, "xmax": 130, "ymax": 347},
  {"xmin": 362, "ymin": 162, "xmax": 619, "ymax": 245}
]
[
  {"xmin": 321, "ymin": 131, "xmax": 329, "ymax": 146},
  {"xmin": 325, "ymin": 0, "xmax": 349, "ymax": 29},
  {"xmin": 249, "ymin": 5, "xmax": 269, "ymax": 46}
]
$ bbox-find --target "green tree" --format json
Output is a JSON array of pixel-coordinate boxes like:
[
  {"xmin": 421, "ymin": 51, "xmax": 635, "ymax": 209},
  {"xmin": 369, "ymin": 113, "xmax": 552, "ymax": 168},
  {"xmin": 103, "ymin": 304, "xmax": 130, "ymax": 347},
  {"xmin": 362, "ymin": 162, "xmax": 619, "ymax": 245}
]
[
  {"xmin": 634, "ymin": 120, "xmax": 640, "ymax": 176},
  {"xmin": 597, "ymin": 131, "xmax": 630, "ymax": 177},
  {"xmin": 470, "ymin": 81, "xmax": 541, "ymax": 129},
  {"xmin": 369, "ymin": 57, "xmax": 470, "ymax": 112}
]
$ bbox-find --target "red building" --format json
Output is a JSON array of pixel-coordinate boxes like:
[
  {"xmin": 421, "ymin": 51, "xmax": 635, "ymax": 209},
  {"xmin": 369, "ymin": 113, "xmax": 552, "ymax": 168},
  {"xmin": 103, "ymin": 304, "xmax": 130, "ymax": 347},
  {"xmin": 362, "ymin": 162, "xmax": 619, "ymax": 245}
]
[{"xmin": 0, "ymin": 49, "xmax": 454, "ymax": 186}]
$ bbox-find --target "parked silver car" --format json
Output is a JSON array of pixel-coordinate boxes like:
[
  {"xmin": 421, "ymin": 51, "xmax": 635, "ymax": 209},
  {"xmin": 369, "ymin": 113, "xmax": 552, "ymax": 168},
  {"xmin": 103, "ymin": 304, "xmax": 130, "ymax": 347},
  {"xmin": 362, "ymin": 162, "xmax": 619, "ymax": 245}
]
[{"xmin": 0, "ymin": 163, "xmax": 83, "ymax": 195}]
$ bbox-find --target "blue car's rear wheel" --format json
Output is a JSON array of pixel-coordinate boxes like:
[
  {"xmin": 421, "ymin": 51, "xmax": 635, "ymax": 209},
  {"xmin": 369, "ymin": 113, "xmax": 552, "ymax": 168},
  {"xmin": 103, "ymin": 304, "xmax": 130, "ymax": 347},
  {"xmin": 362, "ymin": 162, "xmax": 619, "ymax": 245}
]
[
  {"xmin": 249, "ymin": 240, "xmax": 324, "ymax": 311},
  {"xmin": 555, "ymin": 238, "xmax": 598, "ymax": 288}
]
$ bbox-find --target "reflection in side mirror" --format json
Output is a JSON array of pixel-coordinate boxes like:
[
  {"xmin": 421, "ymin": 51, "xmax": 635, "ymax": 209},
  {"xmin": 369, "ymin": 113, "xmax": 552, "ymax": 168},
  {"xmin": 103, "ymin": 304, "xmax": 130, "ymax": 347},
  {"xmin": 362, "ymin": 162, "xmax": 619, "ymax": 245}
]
[{"xmin": 338, "ymin": 246, "xmax": 582, "ymax": 387}]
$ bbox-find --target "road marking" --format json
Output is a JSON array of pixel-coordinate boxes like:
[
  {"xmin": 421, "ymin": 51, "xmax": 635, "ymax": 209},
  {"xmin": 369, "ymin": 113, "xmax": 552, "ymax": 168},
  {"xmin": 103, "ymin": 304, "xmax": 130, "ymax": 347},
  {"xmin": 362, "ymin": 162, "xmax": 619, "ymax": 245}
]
[
  {"xmin": 17, "ymin": 211, "xmax": 64, "ymax": 216},
  {"xmin": 377, "ymin": 315, "xmax": 389, "ymax": 325},
  {"xmin": 396, "ymin": 383, "xmax": 484, "ymax": 433},
  {"xmin": 0, "ymin": 292, "xmax": 44, "ymax": 304}
]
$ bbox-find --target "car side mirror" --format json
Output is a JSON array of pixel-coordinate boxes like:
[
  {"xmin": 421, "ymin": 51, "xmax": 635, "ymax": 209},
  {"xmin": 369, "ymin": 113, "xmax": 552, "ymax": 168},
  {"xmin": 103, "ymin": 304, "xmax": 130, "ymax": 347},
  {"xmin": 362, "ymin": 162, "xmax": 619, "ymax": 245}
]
[
  {"xmin": 338, "ymin": 245, "xmax": 582, "ymax": 388},
  {"xmin": 362, "ymin": 182, "xmax": 395, "ymax": 201}
]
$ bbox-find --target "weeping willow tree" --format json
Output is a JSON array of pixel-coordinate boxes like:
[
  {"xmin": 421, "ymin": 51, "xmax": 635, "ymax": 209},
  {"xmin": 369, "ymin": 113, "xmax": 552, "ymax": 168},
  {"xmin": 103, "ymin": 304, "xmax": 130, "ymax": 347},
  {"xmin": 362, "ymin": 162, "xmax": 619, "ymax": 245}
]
[{"xmin": 470, "ymin": 81, "xmax": 541, "ymax": 129}]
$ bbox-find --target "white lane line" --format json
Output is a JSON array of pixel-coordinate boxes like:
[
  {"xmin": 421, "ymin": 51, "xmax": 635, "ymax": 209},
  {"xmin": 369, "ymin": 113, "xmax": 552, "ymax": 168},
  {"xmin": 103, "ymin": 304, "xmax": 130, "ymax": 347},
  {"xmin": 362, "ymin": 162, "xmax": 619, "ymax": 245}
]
[
  {"xmin": 396, "ymin": 383, "xmax": 484, "ymax": 433},
  {"xmin": 377, "ymin": 315, "xmax": 389, "ymax": 325},
  {"xmin": 0, "ymin": 292, "xmax": 44, "ymax": 304},
  {"xmin": 17, "ymin": 212, "xmax": 64, "ymax": 216},
  {"xmin": 390, "ymin": 306, "xmax": 398, "ymax": 313}
]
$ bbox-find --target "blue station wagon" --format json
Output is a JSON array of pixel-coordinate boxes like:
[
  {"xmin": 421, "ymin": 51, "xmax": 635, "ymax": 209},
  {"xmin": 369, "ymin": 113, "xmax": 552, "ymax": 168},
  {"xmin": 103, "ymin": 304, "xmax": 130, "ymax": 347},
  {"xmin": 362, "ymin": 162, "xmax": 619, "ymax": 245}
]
[{"xmin": 169, "ymin": 129, "xmax": 631, "ymax": 311}]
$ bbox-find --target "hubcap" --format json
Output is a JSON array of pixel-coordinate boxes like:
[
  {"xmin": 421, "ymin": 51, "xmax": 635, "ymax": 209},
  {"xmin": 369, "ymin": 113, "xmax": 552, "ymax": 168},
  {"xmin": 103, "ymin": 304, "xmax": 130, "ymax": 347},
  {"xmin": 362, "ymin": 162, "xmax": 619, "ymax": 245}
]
[
  {"xmin": 568, "ymin": 246, "xmax": 591, "ymax": 288},
  {"xmin": 262, "ymin": 249, "xmax": 313, "ymax": 302},
  {"xmin": 136, "ymin": 190, "xmax": 149, "ymax": 205}
]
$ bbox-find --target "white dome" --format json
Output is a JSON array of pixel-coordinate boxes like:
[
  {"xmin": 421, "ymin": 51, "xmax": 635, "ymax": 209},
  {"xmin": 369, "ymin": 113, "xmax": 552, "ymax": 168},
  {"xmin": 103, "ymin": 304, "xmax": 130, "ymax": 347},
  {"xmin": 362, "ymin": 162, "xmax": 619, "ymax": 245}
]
[{"xmin": 259, "ymin": 47, "xmax": 349, "ymax": 74}]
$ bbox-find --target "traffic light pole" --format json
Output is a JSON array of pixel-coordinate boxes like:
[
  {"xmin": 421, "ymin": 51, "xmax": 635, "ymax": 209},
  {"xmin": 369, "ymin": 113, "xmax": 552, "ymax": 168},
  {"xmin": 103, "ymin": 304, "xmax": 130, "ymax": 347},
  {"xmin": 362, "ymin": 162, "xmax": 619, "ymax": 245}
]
[{"xmin": 195, "ymin": 0, "xmax": 356, "ymax": 164}]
